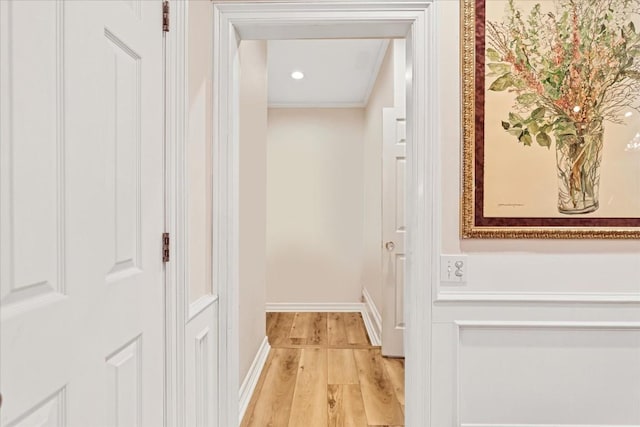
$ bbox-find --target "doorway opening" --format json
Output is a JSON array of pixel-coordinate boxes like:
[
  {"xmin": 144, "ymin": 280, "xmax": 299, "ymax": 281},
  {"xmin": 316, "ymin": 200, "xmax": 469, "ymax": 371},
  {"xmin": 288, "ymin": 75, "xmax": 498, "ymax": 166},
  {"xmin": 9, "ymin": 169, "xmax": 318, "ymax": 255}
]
[
  {"xmin": 209, "ymin": 2, "xmax": 438, "ymax": 426},
  {"xmin": 237, "ymin": 37, "xmax": 407, "ymax": 425}
]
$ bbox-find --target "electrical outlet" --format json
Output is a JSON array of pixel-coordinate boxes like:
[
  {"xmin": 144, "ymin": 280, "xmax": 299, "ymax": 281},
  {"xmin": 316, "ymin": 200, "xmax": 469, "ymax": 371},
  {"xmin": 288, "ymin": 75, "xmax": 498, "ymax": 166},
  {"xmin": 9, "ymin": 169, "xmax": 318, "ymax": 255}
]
[{"xmin": 440, "ymin": 255, "xmax": 468, "ymax": 284}]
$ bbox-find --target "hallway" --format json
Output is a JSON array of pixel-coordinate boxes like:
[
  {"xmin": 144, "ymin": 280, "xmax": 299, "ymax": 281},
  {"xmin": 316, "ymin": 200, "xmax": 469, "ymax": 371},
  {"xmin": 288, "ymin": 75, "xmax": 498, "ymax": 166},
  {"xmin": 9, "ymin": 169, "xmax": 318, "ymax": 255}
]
[{"xmin": 241, "ymin": 312, "xmax": 405, "ymax": 426}]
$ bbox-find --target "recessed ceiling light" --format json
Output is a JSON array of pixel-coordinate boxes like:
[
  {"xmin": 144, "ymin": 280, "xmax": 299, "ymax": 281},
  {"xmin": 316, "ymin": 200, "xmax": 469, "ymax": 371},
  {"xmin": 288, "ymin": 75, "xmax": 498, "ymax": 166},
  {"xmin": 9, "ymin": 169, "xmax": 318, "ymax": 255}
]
[{"xmin": 291, "ymin": 71, "xmax": 304, "ymax": 80}]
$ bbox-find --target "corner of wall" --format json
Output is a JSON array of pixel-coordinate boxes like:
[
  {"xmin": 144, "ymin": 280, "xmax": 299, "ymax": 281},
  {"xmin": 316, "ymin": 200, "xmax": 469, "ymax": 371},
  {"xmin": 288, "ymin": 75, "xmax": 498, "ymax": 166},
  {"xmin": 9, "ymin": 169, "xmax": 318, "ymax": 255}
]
[
  {"xmin": 238, "ymin": 336, "xmax": 271, "ymax": 423},
  {"xmin": 361, "ymin": 288, "xmax": 382, "ymax": 346}
]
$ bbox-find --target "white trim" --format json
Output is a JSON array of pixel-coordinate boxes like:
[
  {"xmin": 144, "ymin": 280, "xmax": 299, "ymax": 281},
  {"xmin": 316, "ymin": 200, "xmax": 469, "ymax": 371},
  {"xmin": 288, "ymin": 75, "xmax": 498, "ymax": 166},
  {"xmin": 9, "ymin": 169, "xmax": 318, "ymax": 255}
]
[
  {"xmin": 266, "ymin": 302, "xmax": 382, "ymax": 347},
  {"xmin": 163, "ymin": 1, "xmax": 188, "ymax": 425},
  {"xmin": 362, "ymin": 39, "xmax": 390, "ymax": 106},
  {"xmin": 188, "ymin": 294, "xmax": 220, "ymax": 323},
  {"xmin": 437, "ymin": 290, "xmax": 640, "ymax": 303},
  {"xmin": 213, "ymin": 2, "xmax": 436, "ymax": 426},
  {"xmin": 268, "ymin": 102, "xmax": 366, "ymax": 109},
  {"xmin": 238, "ymin": 337, "xmax": 271, "ymax": 423},
  {"xmin": 453, "ymin": 321, "xmax": 640, "ymax": 427},
  {"xmin": 454, "ymin": 320, "xmax": 640, "ymax": 330},
  {"xmin": 165, "ymin": 2, "xmax": 219, "ymax": 426},
  {"xmin": 361, "ymin": 309, "xmax": 382, "ymax": 347},
  {"xmin": 462, "ymin": 424, "xmax": 640, "ymax": 427},
  {"xmin": 265, "ymin": 302, "xmax": 365, "ymax": 312},
  {"xmin": 361, "ymin": 289, "xmax": 382, "ymax": 346}
]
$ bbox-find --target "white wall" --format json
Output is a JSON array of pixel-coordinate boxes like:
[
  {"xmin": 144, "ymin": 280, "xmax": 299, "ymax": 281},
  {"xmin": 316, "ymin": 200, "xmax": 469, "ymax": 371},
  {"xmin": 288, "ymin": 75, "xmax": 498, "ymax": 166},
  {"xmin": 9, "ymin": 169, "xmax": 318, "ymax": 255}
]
[
  {"xmin": 361, "ymin": 44, "xmax": 394, "ymax": 309},
  {"xmin": 432, "ymin": 2, "xmax": 640, "ymax": 426},
  {"xmin": 238, "ymin": 40, "xmax": 268, "ymax": 382},
  {"xmin": 266, "ymin": 108, "xmax": 365, "ymax": 303}
]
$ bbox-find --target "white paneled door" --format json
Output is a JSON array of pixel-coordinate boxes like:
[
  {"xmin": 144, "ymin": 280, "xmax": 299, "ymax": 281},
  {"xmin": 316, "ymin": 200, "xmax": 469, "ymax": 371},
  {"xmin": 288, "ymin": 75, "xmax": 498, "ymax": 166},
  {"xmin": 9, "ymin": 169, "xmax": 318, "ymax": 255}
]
[
  {"xmin": 1, "ymin": 1, "xmax": 165, "ymax": 426},
  {"xmin": 382, "ymin": 107, "xmax": 406, "ymax": 357}
]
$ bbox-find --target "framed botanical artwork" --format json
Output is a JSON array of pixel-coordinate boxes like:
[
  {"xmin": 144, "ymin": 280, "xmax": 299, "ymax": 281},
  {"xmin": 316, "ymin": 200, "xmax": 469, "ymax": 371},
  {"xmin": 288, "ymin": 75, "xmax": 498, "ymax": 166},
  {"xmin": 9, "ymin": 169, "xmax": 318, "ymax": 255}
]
[{"xmin": 462, "ymin": 0, "xmax": 640, "ymax": 238}]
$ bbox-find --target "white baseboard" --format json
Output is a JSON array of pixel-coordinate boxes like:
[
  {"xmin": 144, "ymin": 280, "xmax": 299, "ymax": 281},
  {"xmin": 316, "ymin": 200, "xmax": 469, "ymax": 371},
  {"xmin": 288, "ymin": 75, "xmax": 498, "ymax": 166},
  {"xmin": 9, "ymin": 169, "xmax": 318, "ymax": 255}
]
[
  {"xmin": 265, "ymin": 302, "xmax": 365, "ymax": 312},
  {"xmin": 265, "ymin": 301, "xmax": 382, "ymax": 347},
  {"xmin": 361, "ymin": 288, "xmax": 382, "ymax": 346},
  {"xmin": 238, "ymin": 336, "xmax": 271, "ymax": 423}
]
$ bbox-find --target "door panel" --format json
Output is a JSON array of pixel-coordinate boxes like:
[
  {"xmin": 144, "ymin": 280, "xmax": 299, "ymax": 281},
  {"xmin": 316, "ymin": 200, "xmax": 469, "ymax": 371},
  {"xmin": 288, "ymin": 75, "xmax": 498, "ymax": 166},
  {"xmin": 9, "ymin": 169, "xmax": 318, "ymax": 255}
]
[
  {"xmin": 105, "ymin": 28, "xmax": 142, "ymax": 281},
  {"xmin": 394, "ymin": 254, "xmax": 405, "ymax": 327},
  {"xmin": 0, "ymin": 0, "xmax": 64, "ymax": 308},
  {"xmin": 382, "ymin": 107, "xmax": 406, "ymax": 357},
  {"xmin": 1, "ymin": 1, "xmax": 165, "ymax": 425},
  {"xmin": 0, "ymin": 0, "xmax": 70, "ymax": 420},
  {"xmin": 106, "ymin": 337, "xmax": 142, "ymax": 427}
]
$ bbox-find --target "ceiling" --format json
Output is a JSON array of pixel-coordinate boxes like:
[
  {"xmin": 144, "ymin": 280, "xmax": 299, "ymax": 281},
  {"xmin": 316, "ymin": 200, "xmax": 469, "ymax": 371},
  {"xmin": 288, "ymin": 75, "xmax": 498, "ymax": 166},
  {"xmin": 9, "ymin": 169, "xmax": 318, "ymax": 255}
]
[{"xmin": 267, "ymin": 39, "xmax": 389, "ymax": 108}]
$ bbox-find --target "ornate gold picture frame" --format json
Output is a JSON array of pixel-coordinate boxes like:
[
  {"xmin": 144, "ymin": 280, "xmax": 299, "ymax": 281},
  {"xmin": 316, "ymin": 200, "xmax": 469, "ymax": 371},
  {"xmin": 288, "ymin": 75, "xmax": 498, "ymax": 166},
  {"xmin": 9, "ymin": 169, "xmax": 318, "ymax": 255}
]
[{"xmin": 462, "ymin": 0, "xmax": 640, "ymax": 239}]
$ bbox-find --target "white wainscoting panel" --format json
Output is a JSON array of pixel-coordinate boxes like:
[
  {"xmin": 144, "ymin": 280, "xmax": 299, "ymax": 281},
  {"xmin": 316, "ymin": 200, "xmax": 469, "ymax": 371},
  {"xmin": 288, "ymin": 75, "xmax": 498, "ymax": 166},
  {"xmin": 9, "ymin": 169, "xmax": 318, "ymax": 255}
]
[
  {"xmin": 437, "ymin": 290, "xmax": 640, "ymax": 303},
  {"xmin": 455, "ymin": 322, "xmax": 640, "ymax": 426}
]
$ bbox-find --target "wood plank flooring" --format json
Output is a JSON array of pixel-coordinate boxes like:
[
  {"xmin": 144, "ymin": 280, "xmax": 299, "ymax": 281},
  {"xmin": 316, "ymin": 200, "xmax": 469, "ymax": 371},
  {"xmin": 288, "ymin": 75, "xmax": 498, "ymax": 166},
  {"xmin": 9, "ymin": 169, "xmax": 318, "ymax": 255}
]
[{"xmin": 241, "ymin": 312, "xmax": 405, "ymax": 427}]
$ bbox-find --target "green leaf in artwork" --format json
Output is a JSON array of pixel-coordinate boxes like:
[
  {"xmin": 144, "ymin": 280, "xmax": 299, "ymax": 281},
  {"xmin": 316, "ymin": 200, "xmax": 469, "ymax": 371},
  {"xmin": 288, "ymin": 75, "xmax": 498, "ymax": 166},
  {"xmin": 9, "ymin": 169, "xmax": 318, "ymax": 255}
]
[
  {"xmin": 516, "ymin": 93, "xmax": 538, "ymax": 105},
  {"xmin": 488, "ymin": 63, "xmax": 512, "ymax": 75},
  {"xmin": 520, "ymin": 131, "xmax": 533, "ymax": 146},
  {"xmin": 486, "ymin": 48, "xmax": 501, "ymax": 61},
  {"xmin": 501, "ymin": 121, "xmax": 511, "ymax": 130},
  {"xmin": 528, "ymin": 121, "xmax": 539, "ymax": 135},
  {"xmin": 509, "ymin": 112, "xmax": 524, "ymax": 125},
  {"xmin": 555, "ymin": 120, "xmax": 577, "ymax": 137},
  {"xmin": 536, "ymin": 132, "xmax": 552, "ymax": 148},
  {"xmin": 508, "ymin": 128, "xmax": 523, "ymax": 139},
  {"xmin": 489, "ymin": 73, "xmax": 513, "ymax": 91},
  {"xmin": 540, "ymin": 124, "xmax": 553, "ymax": 134},
  {"xmin": 531, "ymin": 106, "xmax": 546, "ymax": 120}
]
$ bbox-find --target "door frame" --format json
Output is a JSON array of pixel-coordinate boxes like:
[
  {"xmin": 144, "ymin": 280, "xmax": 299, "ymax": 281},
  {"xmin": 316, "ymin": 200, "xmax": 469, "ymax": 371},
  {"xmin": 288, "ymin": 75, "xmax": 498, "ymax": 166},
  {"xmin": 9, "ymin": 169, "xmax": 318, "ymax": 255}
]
[
  {"xmin": 164, "ymin": 2, "xmax": 184, "ymax": 425},
  {"xmin": 211, "ymin": 1, "xmax": 439, "ymax": 426},
  {"xmin": 164, "ymin": 2, "xmax": 201, "ymax": 426}
]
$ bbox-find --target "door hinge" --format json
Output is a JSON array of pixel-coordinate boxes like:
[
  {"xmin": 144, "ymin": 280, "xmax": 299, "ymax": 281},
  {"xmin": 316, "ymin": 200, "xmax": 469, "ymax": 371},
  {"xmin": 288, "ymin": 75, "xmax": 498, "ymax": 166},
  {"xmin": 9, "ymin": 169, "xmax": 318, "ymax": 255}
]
[
  {"xmin": 162, "ymin": 1, "xmax": 170, "ymax": 32},
  {"xmin": 162, "ymin": 232, "xmax": 170, "ymax": 263}
]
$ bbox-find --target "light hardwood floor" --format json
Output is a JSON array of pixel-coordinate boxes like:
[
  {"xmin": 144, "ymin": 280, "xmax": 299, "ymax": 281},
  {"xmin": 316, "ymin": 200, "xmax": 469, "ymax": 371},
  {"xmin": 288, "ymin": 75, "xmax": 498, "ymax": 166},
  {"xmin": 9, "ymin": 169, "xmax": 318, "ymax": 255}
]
[{"xmin": 241, "ymin": 312, "xmax": 405, "ymax": 427}]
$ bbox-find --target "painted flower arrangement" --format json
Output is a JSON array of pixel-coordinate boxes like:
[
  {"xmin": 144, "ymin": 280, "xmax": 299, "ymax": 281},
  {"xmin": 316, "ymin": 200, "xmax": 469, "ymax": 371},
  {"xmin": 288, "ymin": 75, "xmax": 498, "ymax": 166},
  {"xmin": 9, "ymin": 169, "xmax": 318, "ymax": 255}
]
[{"xmin": 486, "ymin": 0, "xmax": 640, "ymax": 214}]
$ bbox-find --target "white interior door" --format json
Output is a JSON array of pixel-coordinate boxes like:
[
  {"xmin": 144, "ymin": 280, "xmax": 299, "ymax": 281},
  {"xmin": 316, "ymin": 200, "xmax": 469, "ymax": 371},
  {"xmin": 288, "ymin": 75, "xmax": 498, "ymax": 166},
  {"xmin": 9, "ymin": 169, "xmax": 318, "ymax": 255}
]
[
  {"xmin": 1, "ymin": 1, "xmax": 165, "ymax": 425},
  {"xmin": 381, "ymin": 106, "xmax": 406, "ymax": 357}
]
